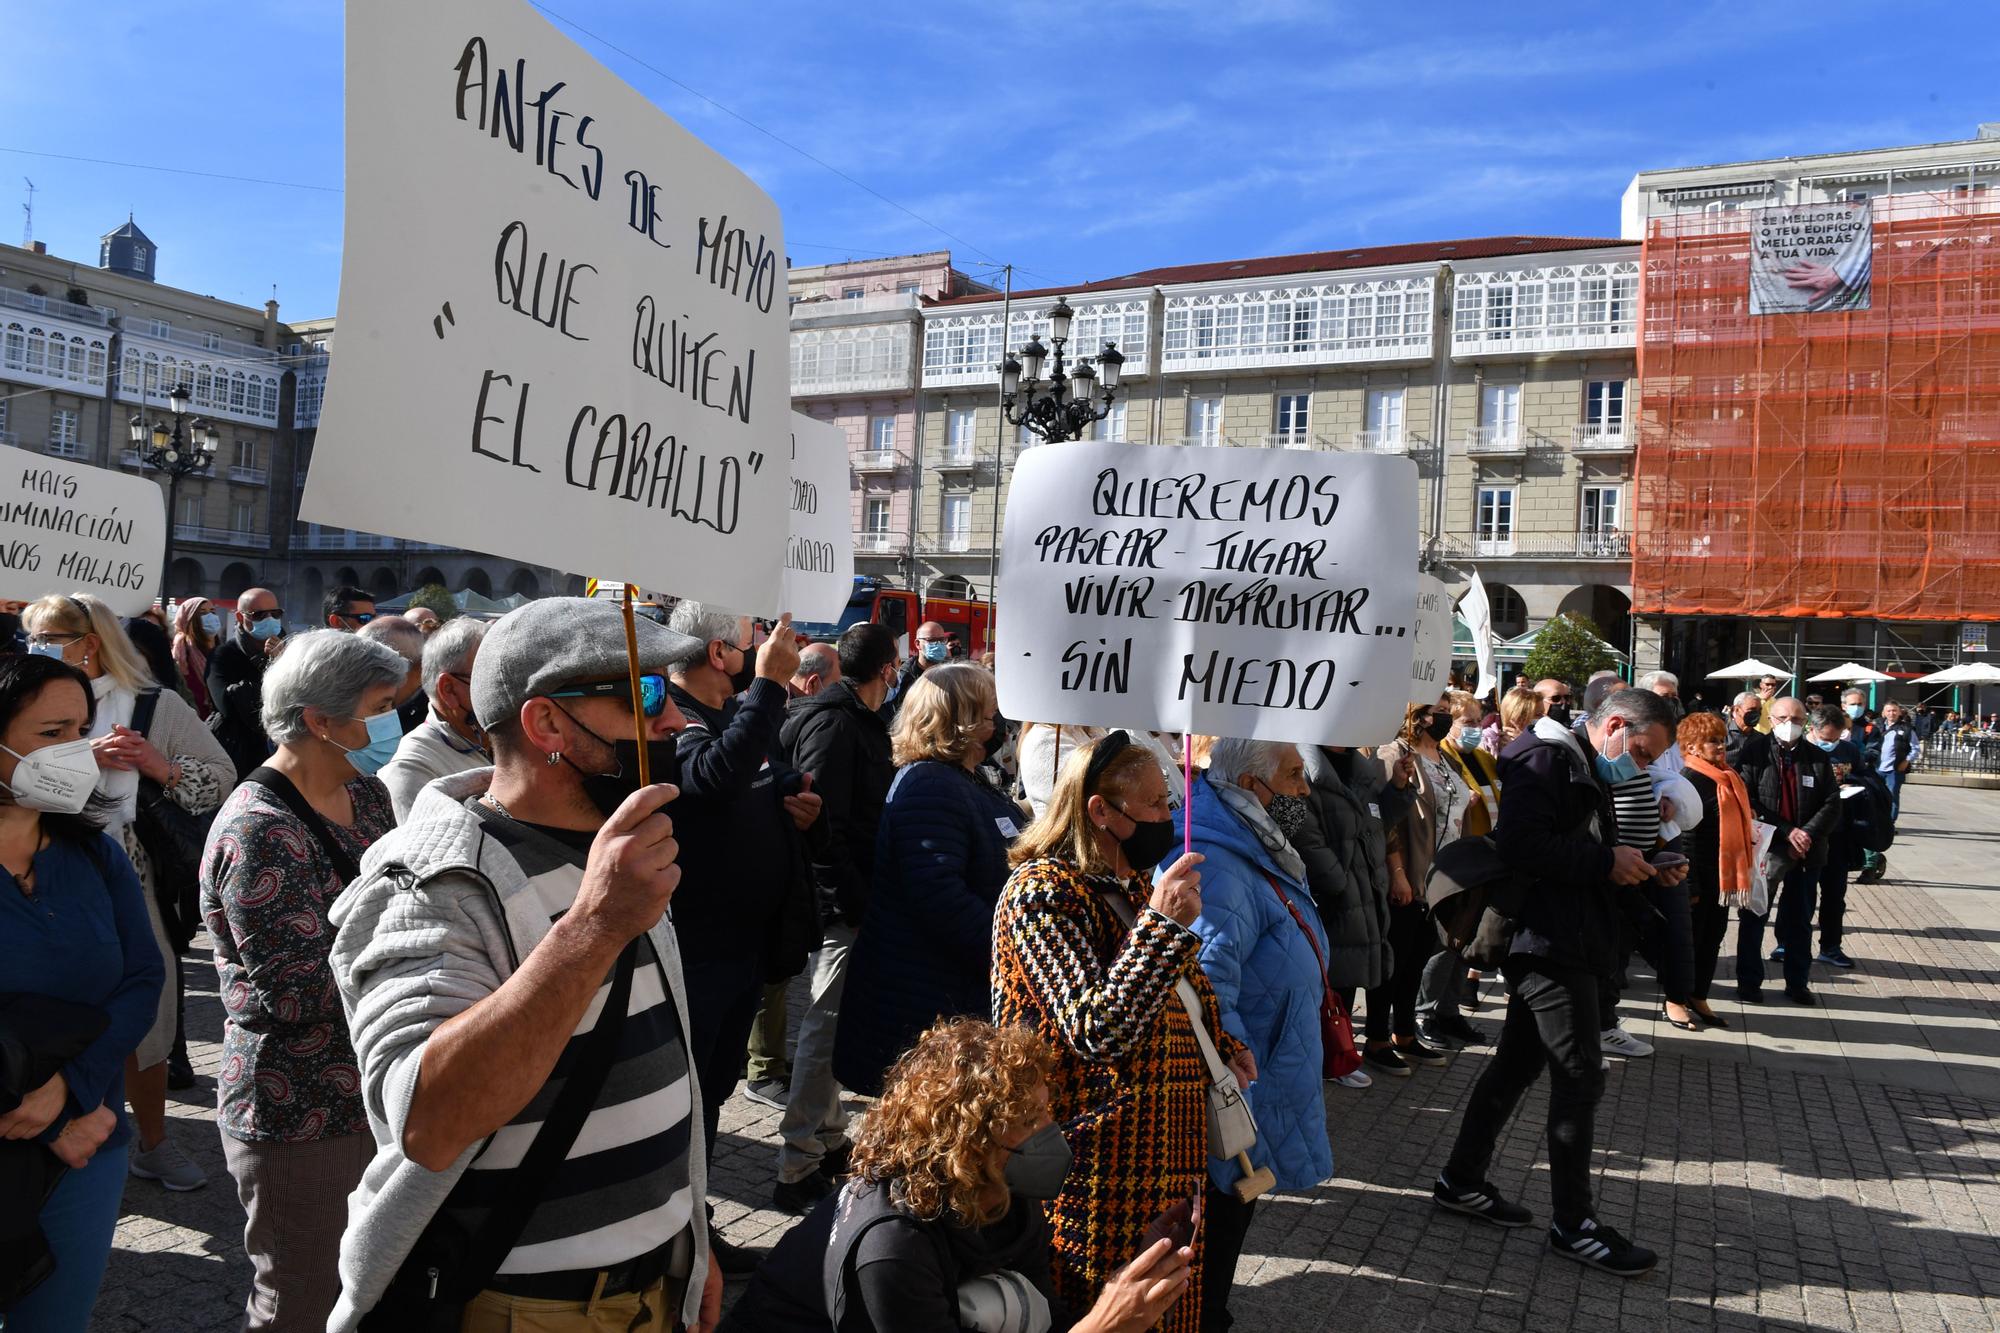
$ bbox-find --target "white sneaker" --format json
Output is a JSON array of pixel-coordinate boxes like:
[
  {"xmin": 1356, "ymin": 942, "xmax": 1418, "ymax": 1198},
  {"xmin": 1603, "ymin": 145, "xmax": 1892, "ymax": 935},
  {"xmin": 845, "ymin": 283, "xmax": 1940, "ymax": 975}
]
[
  {"xmin": 1599, "ymin": 1026, "xmax": 1654, "ymax": 1060},
  {"xmin": 1600, "ymin": 1056, "xmax": 1611, "ymax": 1072},
  {"xmin": 1334, "ymin": 1069, "xmax": 1373, "ymax": 1089},
  {"xmin": 129, "ymin": 1136, "xmax": 207, "ymax": 1191}
]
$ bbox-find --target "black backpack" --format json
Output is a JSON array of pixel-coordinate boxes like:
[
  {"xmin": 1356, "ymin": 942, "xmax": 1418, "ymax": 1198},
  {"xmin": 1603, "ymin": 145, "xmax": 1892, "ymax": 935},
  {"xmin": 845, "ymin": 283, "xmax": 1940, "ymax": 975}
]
[{"xmin": 1842, "ymin": 769, "xmax": 1896, "ymax": 854}]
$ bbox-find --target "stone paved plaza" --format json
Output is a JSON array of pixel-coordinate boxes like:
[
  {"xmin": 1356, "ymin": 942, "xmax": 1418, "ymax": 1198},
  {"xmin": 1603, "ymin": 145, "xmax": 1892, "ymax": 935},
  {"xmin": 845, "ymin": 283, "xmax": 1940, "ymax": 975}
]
[{"xmin": 93, "ymin": 783, "xmax": 2000, "ymax": 1331}]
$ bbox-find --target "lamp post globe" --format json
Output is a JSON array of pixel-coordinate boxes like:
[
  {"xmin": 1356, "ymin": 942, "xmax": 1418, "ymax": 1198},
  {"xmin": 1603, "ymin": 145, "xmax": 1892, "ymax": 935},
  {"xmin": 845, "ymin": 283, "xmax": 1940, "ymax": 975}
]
[
  {"xmin": 998, "ymin": 297, "xmax": 1126, "ymax": 445},
  {"xmin": 137, "ymin": 383, "xmax": 219, "ymax": 606}
]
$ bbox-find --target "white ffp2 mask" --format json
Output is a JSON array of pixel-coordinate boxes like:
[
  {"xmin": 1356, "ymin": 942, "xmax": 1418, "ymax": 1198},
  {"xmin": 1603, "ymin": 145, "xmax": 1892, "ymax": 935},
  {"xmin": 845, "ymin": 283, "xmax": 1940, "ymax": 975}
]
[{"xmin": 3, "ymin": 738, "xmax": 99, "ymax": 814}]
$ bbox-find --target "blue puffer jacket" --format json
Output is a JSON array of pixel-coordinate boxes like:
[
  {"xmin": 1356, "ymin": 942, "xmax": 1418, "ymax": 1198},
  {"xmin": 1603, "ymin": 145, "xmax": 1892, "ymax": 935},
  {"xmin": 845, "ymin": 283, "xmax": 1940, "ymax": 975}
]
[
  {"xmin": 832, "ymin": 760, "xmax": 1025, "ymax": 1097},
  {"xmin": 1168, "ymin": 773, "xmax": 1333, "ymax": 1194}
]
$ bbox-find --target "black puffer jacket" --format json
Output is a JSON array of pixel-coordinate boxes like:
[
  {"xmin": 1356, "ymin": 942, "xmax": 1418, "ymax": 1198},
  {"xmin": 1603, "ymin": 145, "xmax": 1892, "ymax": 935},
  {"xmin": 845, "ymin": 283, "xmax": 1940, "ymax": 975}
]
[
  {"xmin": 779, "ymin": 681, "xmax": 893, "ymax": 927},
  {"xmin": 1294, "ymin": 746, "xmax": 1410, "ymax": 991}
]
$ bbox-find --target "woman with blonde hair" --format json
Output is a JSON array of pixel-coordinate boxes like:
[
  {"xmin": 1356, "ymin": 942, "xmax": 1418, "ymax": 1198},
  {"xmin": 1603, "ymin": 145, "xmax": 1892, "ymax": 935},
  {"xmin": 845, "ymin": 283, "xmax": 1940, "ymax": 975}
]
[
  {"xmin": 1496, "ymin": 684, "xmax": 1546, "ymax": 751},
  {"xmin": 21, "ymin": 592, "xmax": 234, "ymax": 1192},
  {"xmin": 723, "ymin": 1019, "xmax": 1191, "ymax": 1332},
  {"xmin": 991, "ymin": 733, "xmax": 1239, "ymax": 1331},
  {"xmin": 170, "ymin": 597, "xmax": 224, "ymax": 720},
  {"xmin": 833, "ymin": 663, "xmax": 1024, "ymax": 1101}
]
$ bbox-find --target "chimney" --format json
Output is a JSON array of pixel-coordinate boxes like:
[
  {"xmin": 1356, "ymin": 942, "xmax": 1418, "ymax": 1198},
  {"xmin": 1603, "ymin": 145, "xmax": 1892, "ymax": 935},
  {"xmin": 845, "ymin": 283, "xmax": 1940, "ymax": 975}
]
[
  {"xmin": 264, "ymin": 298, "xmax": 280, "ymax": 349},
  {"xmin": 29, "ymin": 241, "xmax": 46, "ymax": 255}
]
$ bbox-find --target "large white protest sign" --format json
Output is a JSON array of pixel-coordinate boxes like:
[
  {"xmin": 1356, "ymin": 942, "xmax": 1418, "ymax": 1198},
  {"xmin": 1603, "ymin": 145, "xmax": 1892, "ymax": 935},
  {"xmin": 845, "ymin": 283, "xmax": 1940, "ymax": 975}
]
[
  {"xmin": 781, "ymin": 414, "xmax": 855, "ymax": 624},
  {"xmin": 0, "ymin": 445, "xmax": 165, "ymax": 615},
  {"xmin": 1749, "ymin": 201, "xmax": 1872, "ymax": 315},
  {"xmin": 1458, "ymin": 568, "xmax": 1500, "ymax": 698},
  {"xmin": 1408, "ymin": 572, "xmax": 1453, "ymax": 707},
  {"xmin": 995, "ymin": 442, "xmax": 1418, "ymax": 747},
  {"xmin": 303, "ymin": 0, "xmax": 791, "ymax": 610}
]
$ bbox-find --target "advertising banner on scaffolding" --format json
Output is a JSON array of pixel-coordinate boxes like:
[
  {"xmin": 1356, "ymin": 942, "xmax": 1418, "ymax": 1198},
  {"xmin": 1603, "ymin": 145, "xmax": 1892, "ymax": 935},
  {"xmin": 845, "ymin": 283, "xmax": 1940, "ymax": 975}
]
[{"xmin": 1748, "ymin": 200, "xmax": 1873, "ymax": 315}]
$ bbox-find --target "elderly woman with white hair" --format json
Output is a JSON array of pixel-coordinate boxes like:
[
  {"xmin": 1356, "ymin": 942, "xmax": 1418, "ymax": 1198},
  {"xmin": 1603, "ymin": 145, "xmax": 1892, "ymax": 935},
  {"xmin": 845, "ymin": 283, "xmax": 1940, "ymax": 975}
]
[
  {"xmin": 1166, "ymin": 737, "xmax": 1330, "ymax": 1331},
  {"xmin": 197, "ymin": 629, "xmax": 408, "ymax": 1332}
]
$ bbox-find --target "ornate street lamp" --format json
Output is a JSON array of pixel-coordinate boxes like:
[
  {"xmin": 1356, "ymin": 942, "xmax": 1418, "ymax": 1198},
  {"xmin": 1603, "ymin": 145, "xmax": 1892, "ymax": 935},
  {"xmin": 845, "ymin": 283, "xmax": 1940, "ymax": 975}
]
[
  {"xmin": 130, "ymin": 384, "xmax": 219, "ymax": 602},
  {"xmin": 1000, "ymin": 297, "xmax": 1126, "ymax": 444}
]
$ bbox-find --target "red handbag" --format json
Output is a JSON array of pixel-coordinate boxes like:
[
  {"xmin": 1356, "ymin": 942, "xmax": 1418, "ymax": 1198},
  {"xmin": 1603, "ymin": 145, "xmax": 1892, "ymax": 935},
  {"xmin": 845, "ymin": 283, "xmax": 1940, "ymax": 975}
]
[{"xmin": 1261, "ymin": 872, "xmax": 1363, "ymax": 1079}]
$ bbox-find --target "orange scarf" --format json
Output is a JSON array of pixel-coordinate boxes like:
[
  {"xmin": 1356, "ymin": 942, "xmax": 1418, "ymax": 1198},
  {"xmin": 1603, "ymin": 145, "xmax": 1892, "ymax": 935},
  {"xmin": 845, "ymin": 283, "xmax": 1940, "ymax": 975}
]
[{"xmin": 1685, "ymin": 754, "xmax": 1754, "ymax": 897}]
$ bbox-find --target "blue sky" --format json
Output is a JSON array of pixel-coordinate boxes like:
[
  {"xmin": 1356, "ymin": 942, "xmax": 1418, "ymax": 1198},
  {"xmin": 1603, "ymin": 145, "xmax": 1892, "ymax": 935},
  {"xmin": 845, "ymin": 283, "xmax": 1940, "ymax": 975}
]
[{"xmin": 2, "ymin": 0, "xmax": 1992, "ymax": 317}]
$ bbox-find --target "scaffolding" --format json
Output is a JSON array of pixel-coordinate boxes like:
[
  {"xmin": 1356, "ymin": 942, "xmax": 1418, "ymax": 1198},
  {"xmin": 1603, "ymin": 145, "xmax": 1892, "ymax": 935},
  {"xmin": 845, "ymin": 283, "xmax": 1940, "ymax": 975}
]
[{"xmin": 1633, "ymin": 189, "xmax": 2000, "ymax": 623}]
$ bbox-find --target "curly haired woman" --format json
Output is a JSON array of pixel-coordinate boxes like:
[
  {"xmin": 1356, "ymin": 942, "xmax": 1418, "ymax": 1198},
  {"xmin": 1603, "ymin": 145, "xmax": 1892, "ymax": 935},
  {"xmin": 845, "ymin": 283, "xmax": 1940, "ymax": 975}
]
[{"xmin": 724, "ymin": 1018, "xmax": 1191, "ymax": 1332}]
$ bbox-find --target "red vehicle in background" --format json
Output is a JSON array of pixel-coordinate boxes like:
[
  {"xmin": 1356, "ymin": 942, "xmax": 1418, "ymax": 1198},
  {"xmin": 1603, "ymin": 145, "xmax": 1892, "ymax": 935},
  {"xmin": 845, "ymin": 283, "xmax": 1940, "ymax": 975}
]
[{"xmin": 796, "ymin": 576, "xmax": 992, "ymax": 659}]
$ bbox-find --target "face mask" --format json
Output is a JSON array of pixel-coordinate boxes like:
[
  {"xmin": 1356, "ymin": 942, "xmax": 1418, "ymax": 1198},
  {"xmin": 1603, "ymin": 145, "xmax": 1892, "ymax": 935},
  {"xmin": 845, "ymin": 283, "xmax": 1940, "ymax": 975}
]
[
  {"xmin": 337, "ymin": 710, "xmax": 404, "ymax": 776},
  {"xmin": 922, "ymin": 640, "xmax": 950, "ymax": 664},
  {"xmin": 3, "ymin": 738, "xmax": 100, "ymax": 814},
  {"xmin": 27, "ymin": 641, "xmax": 66, "ymax": 661},
  {"xmin": 249, "ymin": 616, "xmax": 284, "ymax": 641},
  {"xmin": 1741, "ymin": 705, "xmax": 1761, "ymax": 727},
  {"xmin": 397, "ymin": 692, "xmax": 431, "ymax": 737},
  {"xmin": 199, "ymin": 612, "xmax": 222, "ymax": 636},
  {"xmin": 1845, "ymin": 703, "xmax": 1865, "ymax": 720},
  {"xmin": 1424, "ymin": 713, "xmax": 1453, "ymax": 742},
  {"xmin": 1593, "ymin": 722, "xmax": 1643, "ymax": 784},
  {"xmin": 1002, "ymin": 1123, "xmax": 1073, "ymax": 1201},
  {"xmin": 1811, "ymin": 736, "xmax": 1837, "ymax": 752},
  {"xmin": 556, "ymin": 708, "xmax": 684, "ymax": 818},
  {"xmin": 1113, "ymin": 804, "xmax": 1180, "ymax": 872},
  {"xmin": 1772, "ymin": 720, "xmax": 1806, "ymax": 745},
  {"xmin": 726, "ymin": 648, "xmax": 757, "ymax": 696},
  {"xmin": 1457, "ymin": 726, "xmax": 1483, "ymax": 750},
  {"xmin": 1545, "ymin": 702, "xmax": 1571, "ymax": 727}
]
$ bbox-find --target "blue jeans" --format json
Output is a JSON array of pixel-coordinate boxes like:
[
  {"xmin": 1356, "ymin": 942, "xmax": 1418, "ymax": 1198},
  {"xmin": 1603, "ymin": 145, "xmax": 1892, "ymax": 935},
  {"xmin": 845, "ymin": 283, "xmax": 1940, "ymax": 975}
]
[
  {"xmin": 1880, "ymin": 768, "xmax": 1906, "ymax": 821},
  {"xmin": 9, "ymin": 1144, "xmax": 129, "ymax": 1333},
  {"xmin": 1737, "ymin": 862, "xmax": 1817, "ymax": 993}
]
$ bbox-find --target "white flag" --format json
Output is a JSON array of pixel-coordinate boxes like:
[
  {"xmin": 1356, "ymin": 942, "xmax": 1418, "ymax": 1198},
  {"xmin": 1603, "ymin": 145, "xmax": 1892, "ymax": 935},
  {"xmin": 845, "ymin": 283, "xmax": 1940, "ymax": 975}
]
[{"xmin": 1458, "ymin": 569, "xmax": 1500, "ymax": 699}]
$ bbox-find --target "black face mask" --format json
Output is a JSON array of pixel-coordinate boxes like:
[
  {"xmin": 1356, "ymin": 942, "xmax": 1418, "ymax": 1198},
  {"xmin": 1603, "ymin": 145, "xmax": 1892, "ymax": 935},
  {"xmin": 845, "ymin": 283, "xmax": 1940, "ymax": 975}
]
[
  {"xmin": 1545, "ymin": 702, "xmax": 1571, "ymax": 727},
  {"xmin": 397, "ymin": 692, "xmax": 431, "ymax": 737},
  {"xmin": 1114, "ymin": 804, "xmax": 1179, "ymax": 872},
  {"xmin": 557, "ymin": 707, "xmax": 683, "ymax": 817},
  {"xmin": 1741, "ymin": 705, "xmax": 1761, "ymax": 727},
  {"xmin": 1424, "ymin": 713, "xmax": 1453, "ymax": 742},
  {"xmin": 727, "ymin": 648, "xmax": 757, "ymax": 697}
]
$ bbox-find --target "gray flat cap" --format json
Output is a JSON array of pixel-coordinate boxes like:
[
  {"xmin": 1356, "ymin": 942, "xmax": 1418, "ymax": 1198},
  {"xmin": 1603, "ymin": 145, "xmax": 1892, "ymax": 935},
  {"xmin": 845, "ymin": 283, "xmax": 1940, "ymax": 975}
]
[{"xmin": 472, "ymin": 597, "xmax": 700, "ymax": 730}]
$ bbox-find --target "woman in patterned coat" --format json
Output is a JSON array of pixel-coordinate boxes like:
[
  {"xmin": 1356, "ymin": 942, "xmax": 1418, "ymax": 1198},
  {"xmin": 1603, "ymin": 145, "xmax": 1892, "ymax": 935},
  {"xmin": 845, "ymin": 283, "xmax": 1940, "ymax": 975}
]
[
  {"xmin": 199, "ymin": 630, "xmax": 409, "ymax": 1332},
  {"xmin": 992, "ymin": 731, "xmax": 1251, "ymax": 1332}
]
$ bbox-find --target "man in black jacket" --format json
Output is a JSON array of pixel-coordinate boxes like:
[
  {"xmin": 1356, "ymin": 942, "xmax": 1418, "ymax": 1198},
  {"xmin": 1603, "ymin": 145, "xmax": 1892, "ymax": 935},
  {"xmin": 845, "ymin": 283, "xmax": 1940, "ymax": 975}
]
[
  {"xmin": 1434, "ymin": 688, "xmax": 1680, "ymax": 1278},
  {"xmin": 206, "ymin": 585, "xmax": 285, "ymax": 778},
  {"xmin": 664, "ymin": 602, "xmax": 821, "ymax": 1271},
  {"xmin": 1735, "ymin": 695, "xmax": 1842, "ymax": 1004},
  {"xmin": 767, "ymin": 623, "xmax": 897, "ymax": 1213},
  {"xmin": 1723, "ymin": 690, "xmax": 1763, "ymax": 765}
]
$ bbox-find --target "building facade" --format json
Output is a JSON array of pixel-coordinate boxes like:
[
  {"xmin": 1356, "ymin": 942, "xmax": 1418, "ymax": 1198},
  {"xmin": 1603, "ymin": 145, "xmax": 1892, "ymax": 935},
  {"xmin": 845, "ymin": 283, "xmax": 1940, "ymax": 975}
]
[{"xmin": 907, "ymin": 238, "xmax": 1641, "ymax": 643}]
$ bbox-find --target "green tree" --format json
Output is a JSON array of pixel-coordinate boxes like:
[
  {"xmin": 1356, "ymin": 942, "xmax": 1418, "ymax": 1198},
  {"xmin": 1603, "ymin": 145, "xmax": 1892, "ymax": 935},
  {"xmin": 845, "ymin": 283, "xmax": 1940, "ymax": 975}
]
[
  {"xmin": 405, "ymin": 583, "xmax": 459, "ymax": 623},
  {"xmin": 1520, "ymin": 612, "xmax": 1617, "ymax": 690}
]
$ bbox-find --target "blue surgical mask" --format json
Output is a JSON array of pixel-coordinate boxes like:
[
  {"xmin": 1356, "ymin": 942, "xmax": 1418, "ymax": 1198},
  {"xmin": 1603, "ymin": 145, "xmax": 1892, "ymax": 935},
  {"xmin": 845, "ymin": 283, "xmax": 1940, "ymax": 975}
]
[
  {"xmin": 26, "ymin": 640, "xmax": 65, "ymax": 661},
  {"xmin": 1845, "ymin": 703, "xmax": 1864, "ymax": 719},
  {"xmin": 249, "ymin": 617, "xmax": 284, "ymax": 640},
  {"xmin": 1594, "ymin": 752, "xmax": 1641, "ymax": 785},
  {"xmin": 922, "ymin": 640, "xmax": 950, "ymax": 664},
  {"xmin": 1811, "ymin": 737, "xmax": 1837, "ymax": 752},
  {"xmin": 1457, "ymin": 726, "xmax": 1483, "ymax": 750},
  {"xmin": 199, "ymin": 612, "xmax": 222, "ymax": 636},
  {"xmin": 336, "ymin": 709, "xmax": 404, "ymax": 776}
]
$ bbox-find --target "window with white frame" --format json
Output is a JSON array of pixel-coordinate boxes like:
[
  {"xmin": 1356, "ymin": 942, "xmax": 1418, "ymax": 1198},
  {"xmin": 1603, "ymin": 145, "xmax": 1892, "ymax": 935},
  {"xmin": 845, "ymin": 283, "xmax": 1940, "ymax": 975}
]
[
  {"xmin": 0, "ymin": 397, "xmax": 9, "ymax": 434},
  {"xmin": 869, "ymin": 416, "xmax": 896, "ymax": 452},
  {"xmin": 1584, "ymin": 381, "xmax": 1626, "ymax": 442},
  {"xmin": 1581, "ymin": 485, "xmax": 1622, "ymax": 533},
  {"xmin": 1480, "ymin": 383, "xmax": 1521, "ymax": 444},
  {"xmin": 177, "ymin": 493, "xmax": 202, "ymax": 528},
  {"xmin": 1274, "ymin": 393, "xmax": 1310, "ymax": 444},
  {"xmin": 896, "ymin": 282, "xmax": 920, "ymax": 295},
  {"xmin": 49, "ymin": 409, "xmax": 80, "ymax": 456},
  {"xmin": 947, "ymin": 408, "xmax": 977, "ymax": 459},
  {"xmin": 863, "ymin": 497, "xmax": 890, "ymax": 535},
  {"xmin": 1160, "ymin": 279, "xmax": 1431, "ymax": 369},
  {"xmin": 230, "ymin": 499, "xmax": 256, "ymax": 533},
  {"xmin": 1188, "ymin": 396, "xmax": 1224, "ymax": 445},
  {"xmin": 1476, "ymin": 487, "xmax": 1516, "ymax": 551},
  {"xmin": 1096, "ymin": 401, "xmax": 1127, "ymax": 443},
  {"xmin": 235, "ymin": 439, "xmax": 258, "ymax": 469},
  {"xmin": 943, "ymin": 494, "xmax": 971, "ymax": 542},
  {"xmin": 1364, "ymin": 388, "xmax": 1404, "ymax": 444},
  {"xmin": 1453, "ymin": 262, "xmax": 1638, "ymax": 348},
  {"xmin": 841, "ymin": 287, "xmax": 864, "ymax": 300}
]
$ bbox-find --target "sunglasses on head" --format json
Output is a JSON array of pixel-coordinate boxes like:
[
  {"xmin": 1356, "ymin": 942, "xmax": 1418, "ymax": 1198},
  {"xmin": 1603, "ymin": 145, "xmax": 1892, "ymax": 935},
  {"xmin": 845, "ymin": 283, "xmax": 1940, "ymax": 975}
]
[{"xmin": 547, "ymin": 673, "xmax": 671, "ymax": 718}]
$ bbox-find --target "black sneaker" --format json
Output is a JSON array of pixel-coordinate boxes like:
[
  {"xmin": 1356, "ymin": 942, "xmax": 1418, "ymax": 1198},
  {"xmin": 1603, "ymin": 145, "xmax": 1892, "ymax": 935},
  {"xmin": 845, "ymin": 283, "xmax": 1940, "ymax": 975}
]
[
  {"xmin": 741, "ymin": 1078, "xmax": 788, "ymax": 1111},
  {"xmin": 1430, "ymin": 1011, "xmax": 1484, "ymax": 1045},
  {"xmin": 1816, "ymin": 947, "xmax": 1855, "ymax": 969},
  {"xmin": 771, "ymin": 1173, "xmax": 832, "ymax": 1216},
  {"xmin": 1548, "ymin": 1220, "xmax": 1657, "ymax": 1277},
  {"xmin": 1736, "ymin": 987, "xmax": 1765, "ymax": 1005},
  {"xmin": 708, "ymin": 1229, "xmax": 762, "ymax": 1278},
  {"xmin": 1785, "ymin": 987, "xmax": 1818, "ymax": 1006},
  {"xmin": 166, "ymin": 1049, "xmax": 197, "ymax": 1092},
  {"xmin": 1433, "ymin": 1174, "xmax": 1532, "ymax": 1228},
  {"xmin": 1416, "ymin": 1021, "xmax": 1463, "ymax": 1051},
  {"xmin": 1363, "ymin": 1045, "xmax": 1413, "ymax": 1077},
  {"xmin": 1400, "ymin": 1039, "xmax": 1449, "ymax": 1067}
]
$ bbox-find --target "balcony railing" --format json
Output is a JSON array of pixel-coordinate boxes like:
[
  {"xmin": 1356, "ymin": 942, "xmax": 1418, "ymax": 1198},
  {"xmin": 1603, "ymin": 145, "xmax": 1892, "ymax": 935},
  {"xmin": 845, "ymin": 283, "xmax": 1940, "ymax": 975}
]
[
  {"xmin": 297, "ymin": 528, "xmax": 399, "ymax": 550},
  {"xmin": 1572, "ymin": 422, "xmax": 1632, "ymax": 451},
  {"xmin": 856, "ymin": 532, "xmax": 899, "ymax": 554},
  {"xmin": 0, "ymin": 285, "xmax": 109, "ymax": 326},
  {"xmin": 790, "ymin": 291, "xmax": 923, "ymax": 319},
  {"xmin": 120, "ymin": 447, "xmax": 145, "ymax": 467},
  {"xmin": 1232, "ymin": 431, "xmax": 1322, "ymax": 451},
  {"xmin": 228, "ymin": 465, "xmax": 268, "ymax": 485},
  {"xmin": 852, "ymin": 450, "xmax": 904, "ymax": 472},
  {"xmin": 922, "ymin": 532, "xmax": 982, "ymax": 554},
  {"xmin": 175, "ymin": 524, "xmax": 266, "ymax": 548},
  {"xmin": 0, "ymin": 430, "xmax": 16, "ymax": 446},
  {"xmin": 1447, "ymin": 530, "xmax": 1630, "ymax": 559},
  {"xmin": 1355, "ymin": 429, "xmax": 1408, "ymax": 454},
  {"xmin": 1465, "ymin": 426, "xmax": 1525, "ymax": 456},
  {"xmin": 937, "ymin": 448, "xmax": 980, "ymax": 470}
]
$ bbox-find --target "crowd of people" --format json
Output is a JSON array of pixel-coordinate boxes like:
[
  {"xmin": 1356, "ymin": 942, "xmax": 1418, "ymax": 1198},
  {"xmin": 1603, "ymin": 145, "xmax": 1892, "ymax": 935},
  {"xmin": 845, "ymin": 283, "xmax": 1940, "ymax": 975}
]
[{"xmin": 0, "ymin": 583, "xmax": 1927, "ymax": 1331}]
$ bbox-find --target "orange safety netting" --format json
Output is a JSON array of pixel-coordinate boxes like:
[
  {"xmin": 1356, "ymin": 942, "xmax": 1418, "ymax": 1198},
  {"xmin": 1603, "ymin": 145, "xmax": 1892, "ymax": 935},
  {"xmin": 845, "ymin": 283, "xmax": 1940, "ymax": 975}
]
[{"xmin": 1633, "ymin": 190, "xmax": 2000, "ymax": 622}]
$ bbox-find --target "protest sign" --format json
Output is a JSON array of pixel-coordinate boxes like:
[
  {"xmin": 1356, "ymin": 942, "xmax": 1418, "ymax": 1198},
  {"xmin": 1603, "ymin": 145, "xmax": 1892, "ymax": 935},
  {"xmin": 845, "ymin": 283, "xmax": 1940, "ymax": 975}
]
[
  {"xmin": 995, "ymin": 441, "xmax": 1418, "ymax": 747},
  {"xmin": 0, "ymin": 444, "xmax": 165, "ymax": 615},
  {"xmin": 1409, "ymin": 572, "xmax": 1453, "ymax": 707},
  {"xmin": 1748, "ymin": 201, "xmax": 1872, "ymax": 315},
  {"xmin": 302, "ymin": 0, "xmax": 792, "ymax": 611},
  {"xmin": 780, "ymin": 414, "xmax": 855, "ymax": 624},
  {"xmin": 1458, "ymin": 568, "xmax": 1500, "ymax": 698}
]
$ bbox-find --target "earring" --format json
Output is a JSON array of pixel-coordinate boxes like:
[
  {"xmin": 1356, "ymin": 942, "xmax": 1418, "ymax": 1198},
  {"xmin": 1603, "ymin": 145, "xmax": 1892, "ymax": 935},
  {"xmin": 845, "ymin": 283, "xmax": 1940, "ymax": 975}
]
[
  {"xmin": 81, "ymin": 653, "xmax": 90, "ymax": 666},
  {"xmin": 547, "ymin": 751, "xmax": 562, "ymax": 766}
]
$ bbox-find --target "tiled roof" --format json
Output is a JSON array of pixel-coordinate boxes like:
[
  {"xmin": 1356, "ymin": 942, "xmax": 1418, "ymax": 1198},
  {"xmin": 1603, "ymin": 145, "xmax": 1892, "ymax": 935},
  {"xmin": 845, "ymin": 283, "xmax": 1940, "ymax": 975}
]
[{"xmin": 926, "ymin": 235, "xmax": 1632, "ymax": 307}]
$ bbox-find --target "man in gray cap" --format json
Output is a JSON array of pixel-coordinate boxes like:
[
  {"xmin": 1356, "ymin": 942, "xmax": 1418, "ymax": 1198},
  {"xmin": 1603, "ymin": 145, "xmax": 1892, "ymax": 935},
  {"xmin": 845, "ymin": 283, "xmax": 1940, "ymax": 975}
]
[{"xmin": 326, "ymin": 597, "xmax": 722, "ymax": 1333}]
